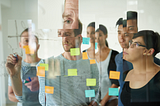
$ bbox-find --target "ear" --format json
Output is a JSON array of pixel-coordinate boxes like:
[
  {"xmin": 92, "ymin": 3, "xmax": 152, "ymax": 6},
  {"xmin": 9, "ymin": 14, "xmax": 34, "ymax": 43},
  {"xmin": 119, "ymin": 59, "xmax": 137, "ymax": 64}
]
[
  {"xmin": 77, "ymin": 34, "xmax": 82, "ymax": 43},
  {"xmin": 19, "ymin": 42, "xmax": 22, "ymax": 48},
  {"xmin": 105, "ymin": 34, "xmax": 108, "ymax": 39},
  {"xmin": 147, "ymin": 48, "xmax": 154, "ymax": 56},
  {"xmin": 37, "ymin": 44, "xmax": 40, "ymax": 50}
]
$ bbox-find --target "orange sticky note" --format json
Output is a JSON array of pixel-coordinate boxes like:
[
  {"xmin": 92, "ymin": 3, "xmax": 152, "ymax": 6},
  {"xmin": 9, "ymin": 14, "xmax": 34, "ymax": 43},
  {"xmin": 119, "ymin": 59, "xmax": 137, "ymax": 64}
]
[
  {"xmin": 109, "ymin": 71, "xmax": 120, "ymax": 80},
  {"xmin": 37, "ymin": 66, "xmax": 45, "ymax": 77},
  {"xmin": 82, "ymin": 52, "xmax": 88, "ymax": 60},
  {"xmin": 23, "ymin": 45, "xmax": 34, "ymax": 54},
  {"xmin": 45, "ymin": 86, "xmax": 54, "ymax": 94},
  {"xmin": 90, "ymin": 59, "xmax": 96, "ymax": 64}
]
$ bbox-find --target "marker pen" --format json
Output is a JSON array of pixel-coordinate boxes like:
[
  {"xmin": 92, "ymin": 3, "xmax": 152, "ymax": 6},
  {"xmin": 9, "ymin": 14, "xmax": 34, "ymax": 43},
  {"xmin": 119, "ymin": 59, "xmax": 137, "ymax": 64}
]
[
  {"xmin": 13, "ymin": 53, "xmax": 18, "ymax": 62},
  {"xmin": 28, "ymin": 77, "xmax": 32, "ymax": 82}
]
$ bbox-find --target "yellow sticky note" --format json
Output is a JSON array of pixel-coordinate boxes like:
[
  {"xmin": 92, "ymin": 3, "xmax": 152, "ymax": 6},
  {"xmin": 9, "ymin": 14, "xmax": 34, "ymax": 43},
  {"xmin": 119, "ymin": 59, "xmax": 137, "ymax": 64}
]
[
  {"xmin": 23, "ymin": 45, "xmax": 34, "ymax": 54},
  {"xmin": 37, "ymin": 66, "xmax": 45, "ymax": 77},
  {"xmin": 40, "ymin": 63, "xmax": 48, "ymax": 71},
  {"xmin": 70, "ymin": 48, "xmax": 80, "ymax": 56},
  {"xmin": 68, "ymin": 69, "xmax": 77, "ymax": 76},
  {"xmin": 86, "ymin": 78, "xmax": 96, "ymax": 86},
  {"xmin": 45, "ymin": 86, "xmax": 54, "ymax": 94},
  {"xmin": 82, "ymin": 52, "xmax": 88, "ymax": 60},
  {"xmin": 90, "ymin": 59, "xmax": 96, "ymax": 64},
  {"xmin": 109, "ymin": 71, "xmax": 120, "ymax": 80}
]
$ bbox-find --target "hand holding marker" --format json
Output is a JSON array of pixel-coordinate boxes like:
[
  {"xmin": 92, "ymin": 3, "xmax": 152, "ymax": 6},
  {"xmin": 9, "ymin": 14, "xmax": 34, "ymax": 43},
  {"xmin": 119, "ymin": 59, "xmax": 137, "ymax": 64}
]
[{"xmin": 23, "ymin": 77, "xmax": 32, "ymax": 83}]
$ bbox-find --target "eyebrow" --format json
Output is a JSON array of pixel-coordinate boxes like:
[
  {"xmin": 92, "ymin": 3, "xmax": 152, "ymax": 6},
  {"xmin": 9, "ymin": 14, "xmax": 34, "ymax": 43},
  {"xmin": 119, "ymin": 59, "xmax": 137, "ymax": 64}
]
[{"xmin": 62, "ymin": 13, "xmax": 72, "ymax": 18}]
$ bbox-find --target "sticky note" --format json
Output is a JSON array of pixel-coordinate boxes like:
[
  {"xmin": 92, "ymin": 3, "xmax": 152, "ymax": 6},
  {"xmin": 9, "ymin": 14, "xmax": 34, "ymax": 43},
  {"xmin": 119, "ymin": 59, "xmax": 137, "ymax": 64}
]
[
  {"xmin": 86, "ymin": 78, "xmax": 96, "ymax": 86},
  {"xmin": 37, "ymin": 66, "xmax": 45, "ymax": 77},
  {"xmin": 90, "ymin": 59, "xmax": 96, "ymax": 64},
  {"xmin": 109, "ymin": 71, "xmax": 120, "ymax": 80},
  {"xmin": 45, "ymin": 86, "xmax": 54, "ymax": 94},
  {"xmin": 40, "ymin": 63, "xmax": 48, "ymax": 71},
  {"xmin": 82, "ymin": 52, "xmax": 88, "ymax": 60},
  {"xmin": 68, "ymin": 69, "xmax": 77, "ymax": 76},
  {"xmin": 70, "ymin": 48, "xmax": 80, "ymax": 56},
  {"xmin": 85, "ymin": 90, "xmax": 95, "ymax": 97},
  {"xmin": 82, "ymin": 37, "xmax": 90, "ymax": 44},
  {"xmin": 109, "ymin": 88, "xmax": 119, "ymax": 96},
  {"xmin": 95, "ymin": 42, "xmax": 98, "ymax": 49},
  {"xmin": 23, "ymin": 45, "xmax": 34, "ymax": 54}
]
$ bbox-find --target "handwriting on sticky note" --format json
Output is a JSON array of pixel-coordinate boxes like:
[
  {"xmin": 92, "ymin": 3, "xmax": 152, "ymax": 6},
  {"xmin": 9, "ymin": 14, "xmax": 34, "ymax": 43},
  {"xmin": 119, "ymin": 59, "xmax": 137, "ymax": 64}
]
[
  {"xmin": 37, "ymin": 66, "xmax": 45, "ymax": 77},
  {"xmin": 82, "ymin": 37, "xmax": 90, "ymax": 44},
  {"xmin": 45, "ymin": 86, "xmax": 54, "ymax": 94},
  {"xmin": 86, "ymin": 78, "xmax": 96, "ymax": 86},
  {"xmin": 40, "ymin": 63, "xmax": 48, "ymax": 71},
  {"xmin": 23, "ymin": 45, "xmax": 34, "ymax": 54},
  {"xmin": 68, "ymin": 69, "xmax": 77, "ymax": 76},
  {"xmin": 82, "ymin": 52, "xmax": 88, "ymax": 60},
  {"xmin": 109, "ymin": 71, "xmax": 120, "ymax": 80},
  {"xmin": 108, "ymin": 88, "xmax": 119, "ymax": 96},
  {"xmin": 90, "ymin": 59, "xmax": 96, "ymax": 64},
  {"xmin": 85, "ymin": 90, "xmax": 95, "ymax": 97},
  {"xmin": 95, "ymin": 42, "xmax": 98, "ymax": 49},
  {"xmin": 70, "ymin": 48, "xmax": 80, "ymax": 56}
]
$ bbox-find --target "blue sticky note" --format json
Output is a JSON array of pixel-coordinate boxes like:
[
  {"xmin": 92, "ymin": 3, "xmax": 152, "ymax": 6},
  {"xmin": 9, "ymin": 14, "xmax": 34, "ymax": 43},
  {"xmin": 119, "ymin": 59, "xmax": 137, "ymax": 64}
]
[
  {"xmin": 95, "ymin": 42, "xmax": 98, "ymax": 49},
  {"xmin": 82, "ymin": 37, "xmax": 90, "ymax": 44},
  {"xmin": 109, "ymin": 88, "xmax": 119, "ymax": 96},
  {"xmin": 85, "ymin": 90, "xmax": 95, "ymax": 97}
]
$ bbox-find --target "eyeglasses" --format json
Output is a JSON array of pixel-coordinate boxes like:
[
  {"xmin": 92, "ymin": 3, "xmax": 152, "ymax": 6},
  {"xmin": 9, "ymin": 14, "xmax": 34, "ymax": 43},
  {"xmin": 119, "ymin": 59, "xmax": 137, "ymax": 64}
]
[{"xmin": 129, "ymin": 40, "xmax": 146, "ymax": 48}]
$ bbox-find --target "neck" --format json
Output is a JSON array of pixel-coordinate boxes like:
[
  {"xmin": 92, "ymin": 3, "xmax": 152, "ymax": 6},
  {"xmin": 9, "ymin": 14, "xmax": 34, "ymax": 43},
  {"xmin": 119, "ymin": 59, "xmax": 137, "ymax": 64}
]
[
  {"xmin": 62, "ymin": 51, "xmax": 82, "ymax": 60},
  {"xmin": 98, "ymin": 45, "xmax": 108, "ymax": 53},
  {"xmin": 88, "ymin": 42, "xmax": 95, "ymax": 51},
  {"xmin": 24, "ymin": 53, "xmax": 40, "ymax": 63},
  {"xmin": 132, "ymin": 56, "xmax": 155, "ymax": 74}
]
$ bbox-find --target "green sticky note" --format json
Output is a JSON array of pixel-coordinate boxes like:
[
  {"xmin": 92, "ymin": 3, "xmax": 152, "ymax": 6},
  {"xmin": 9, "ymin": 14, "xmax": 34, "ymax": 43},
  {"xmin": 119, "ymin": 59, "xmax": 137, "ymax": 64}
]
[
  {"xmin": 70, "ymin": 48, "xmax": 80, "ymax": 56},
  {"xmin": 109, "ymin": 88, "xmax": 119, "ymax": 96},
  {"xmin": 68, "ymin": 69, "xmax": 77, "ymax": 76},
  {"xmin": 86, "ymin": 78, "xmax": 96, "ymax": 86},
  {"xmin": 40, "ymin": 63, "xmax": 48, "ymax": 71}
]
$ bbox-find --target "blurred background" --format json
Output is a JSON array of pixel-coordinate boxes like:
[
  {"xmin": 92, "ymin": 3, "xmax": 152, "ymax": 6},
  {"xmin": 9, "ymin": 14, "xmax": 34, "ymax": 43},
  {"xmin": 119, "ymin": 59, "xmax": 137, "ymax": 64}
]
[{"xmin": 0, "ymin": 0, "xmax": 160, "ymax": 106}]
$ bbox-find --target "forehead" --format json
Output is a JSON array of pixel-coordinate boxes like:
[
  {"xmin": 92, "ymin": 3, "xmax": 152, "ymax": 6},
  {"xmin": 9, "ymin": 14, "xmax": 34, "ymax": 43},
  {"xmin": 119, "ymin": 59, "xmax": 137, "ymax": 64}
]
[
  {"xmin": 118, "ymin": 25, "xmax": 123, "ymax": 30},
  {"xmin": 65, "ymin": 0, "xmax": 78, "ymax": 9},
  {"xmin": 127, "ymin": 19, "xmax": 137, "ymax": 26},
  {"xmin": 132, "ymin": 36, "xmax": 145, "ymax": 44},
  {"xmin": 87, "ymin": 26, "xmax": 95, "ymax": 31}
]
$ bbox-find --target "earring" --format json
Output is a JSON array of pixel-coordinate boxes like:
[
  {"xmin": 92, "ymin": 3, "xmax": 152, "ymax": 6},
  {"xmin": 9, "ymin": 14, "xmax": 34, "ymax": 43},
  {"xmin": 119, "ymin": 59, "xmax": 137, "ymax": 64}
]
[
  {"xmin": 143, "ymin": 53, "xmax": 146, "ymax": 55},
  {"xmin": 147, "ymin": 54, "xmax": 150, "ymax": 56}
]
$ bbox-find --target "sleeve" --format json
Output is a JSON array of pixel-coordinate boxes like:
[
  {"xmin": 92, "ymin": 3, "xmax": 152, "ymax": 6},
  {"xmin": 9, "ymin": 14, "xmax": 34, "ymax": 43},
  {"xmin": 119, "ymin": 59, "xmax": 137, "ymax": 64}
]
[
  {"xmin": 90, "ymin": 64, "xmax": 100, "ymax": 104},
  {"xmin": 8, "ymin": 76, "xmax": 12, "ymax": 86},
  {"xmin": 36, "ymin": 59, "xmax": 46, "ymax": 106},
  {"xmin": 15, "ymin": 94, "xmax": 23, "ymax": 102},
  {"xmin": 109, "ymin": 51, "xmax": 120, "ymax": 86}
]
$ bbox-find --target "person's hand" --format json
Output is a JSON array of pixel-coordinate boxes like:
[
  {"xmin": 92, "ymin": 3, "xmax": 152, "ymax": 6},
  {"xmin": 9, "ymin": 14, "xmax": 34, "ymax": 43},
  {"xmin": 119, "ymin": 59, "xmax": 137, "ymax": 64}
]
[
  {"xmin": 25, "ymin": 76, "xmax": 39, "ymax": 92},
  {"xmin": 89, "ymin": 101, "xmax": 98, "ymax": 106},
  {"xmin": 5, "ymin": 54, "xmax": 22, "ymax": 77}
]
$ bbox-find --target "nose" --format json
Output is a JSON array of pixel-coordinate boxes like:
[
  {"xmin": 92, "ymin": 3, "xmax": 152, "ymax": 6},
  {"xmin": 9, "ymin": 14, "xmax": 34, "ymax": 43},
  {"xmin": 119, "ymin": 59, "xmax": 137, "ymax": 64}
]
[{"xmin": 119, "ymin": 34, "xmax": 125, "ymax": 42}]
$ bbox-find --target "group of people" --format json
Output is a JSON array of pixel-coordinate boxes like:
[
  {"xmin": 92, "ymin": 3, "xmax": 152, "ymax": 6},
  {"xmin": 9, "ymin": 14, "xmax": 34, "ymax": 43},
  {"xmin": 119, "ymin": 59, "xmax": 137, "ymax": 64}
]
[{"xmin": 5, "ymin": 0, "xmax": 160, "ymax": 106}]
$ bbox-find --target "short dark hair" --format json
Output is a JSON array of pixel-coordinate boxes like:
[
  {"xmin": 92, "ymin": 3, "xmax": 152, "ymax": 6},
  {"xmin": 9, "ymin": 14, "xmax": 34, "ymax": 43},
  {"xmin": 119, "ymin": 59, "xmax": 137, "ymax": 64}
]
[
  {"xmin": 133, "ymin": 30, "xmax": 160, "ymax": 56},
  {"xmin": 127, "ymin": 11, "xmax": 137, "ymax": 20},
  {"xmin": 87, "ymin": 22, "xmax": 95, "ymax": 28},
  {"xmin": 20, "ymin": 28, "xmax": 39, "ymax": 43},
  {"xmin": 123, "ymin": 20, "xmax": 127, "ymax": 27},
  {"xmin": 116, "ymin": 18, "xmax": 123, "ymax": 26},
  {"xmin": 73, "ymin": 20, "xmax": 82, "ymax": 37}
]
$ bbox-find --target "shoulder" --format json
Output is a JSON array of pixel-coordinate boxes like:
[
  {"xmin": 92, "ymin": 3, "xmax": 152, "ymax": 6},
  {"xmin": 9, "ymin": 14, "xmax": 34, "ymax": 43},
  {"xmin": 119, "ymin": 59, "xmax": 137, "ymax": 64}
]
[
  {"xmin": 111, "ymin": 49, "xmax": 119, "ymax": 55},
  {"xmin": 125, "ymin": 69, "xmax": 133, "ymax": 81}
]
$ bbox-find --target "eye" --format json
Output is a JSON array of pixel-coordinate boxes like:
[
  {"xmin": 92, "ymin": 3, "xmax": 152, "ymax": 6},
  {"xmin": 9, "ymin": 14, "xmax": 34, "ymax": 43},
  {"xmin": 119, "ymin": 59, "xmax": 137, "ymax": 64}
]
[
  {"xmin": 64, "ymin": 19, "xmax": 72, "ymax": 24},
  {"xmin": 129, "ymin": 27, "xmax": 134, "ymax": 31},
  {"xmin": 124, "ymin": 33, "xmax": 128, "ymax": 37}
]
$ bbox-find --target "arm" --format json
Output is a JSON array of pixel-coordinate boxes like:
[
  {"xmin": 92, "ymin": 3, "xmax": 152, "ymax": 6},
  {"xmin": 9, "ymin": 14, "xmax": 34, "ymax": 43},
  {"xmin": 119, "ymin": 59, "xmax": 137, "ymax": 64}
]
[
  {"xmin": 5, "ymin": 54, "xmax": 22, "ymax": 96},
  {"xmin": 8, "ymin": 86, "xmax": 19, "ymax": 102},
  {"xmin": 100, "ymin": 84, "xmax": 119, "ymax": 106}
]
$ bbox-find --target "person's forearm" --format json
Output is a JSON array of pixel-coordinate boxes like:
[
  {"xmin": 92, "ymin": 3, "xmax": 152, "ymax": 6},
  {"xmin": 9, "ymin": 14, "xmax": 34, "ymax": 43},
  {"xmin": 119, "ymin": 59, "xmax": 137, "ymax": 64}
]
[
  {"xmin": 100, "ymin": 84, "xmax": 119, "ymax": 105},
  {"xmin": 8, "ymin": 93, "xmax": 19, "ymax": 102},
  {"xmin": 10, "ymin": 74, "xmax": 22, "ymax": 96}
]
